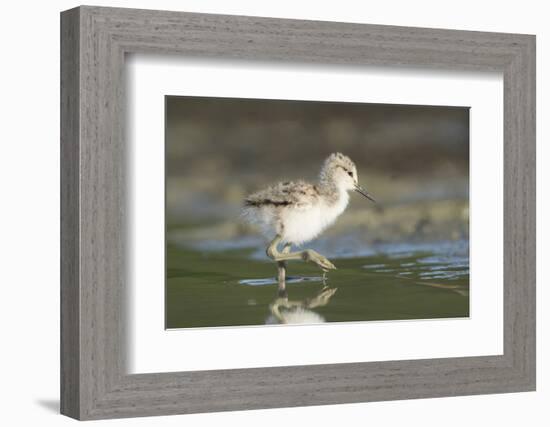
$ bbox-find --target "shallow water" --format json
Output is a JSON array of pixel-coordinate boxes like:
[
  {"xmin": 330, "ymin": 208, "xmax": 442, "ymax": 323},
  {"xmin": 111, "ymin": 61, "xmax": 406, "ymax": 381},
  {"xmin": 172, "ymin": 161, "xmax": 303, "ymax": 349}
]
[{"xmin": 166, "ymin": 238, "xmax": 469, "ymax": 329}]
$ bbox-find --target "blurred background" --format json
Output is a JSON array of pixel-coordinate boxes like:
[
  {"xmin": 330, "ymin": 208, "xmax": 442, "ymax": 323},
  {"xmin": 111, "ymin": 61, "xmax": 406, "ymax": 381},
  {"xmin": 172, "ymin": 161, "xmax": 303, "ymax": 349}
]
[
  {"xmin": 166, "ymin": 96, "xmax": 469, "ymax": 244},
  {"xmin": 165, "ymin": 96, "xmax": 470, "ymax": 328}
]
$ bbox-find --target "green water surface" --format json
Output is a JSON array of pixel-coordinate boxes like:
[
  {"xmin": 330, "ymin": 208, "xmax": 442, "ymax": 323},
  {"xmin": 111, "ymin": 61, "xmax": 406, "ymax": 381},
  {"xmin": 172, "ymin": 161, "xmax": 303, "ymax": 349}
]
[{"xmin": 166, "ymin": 241, "xmax": 469, "ymax": 329}]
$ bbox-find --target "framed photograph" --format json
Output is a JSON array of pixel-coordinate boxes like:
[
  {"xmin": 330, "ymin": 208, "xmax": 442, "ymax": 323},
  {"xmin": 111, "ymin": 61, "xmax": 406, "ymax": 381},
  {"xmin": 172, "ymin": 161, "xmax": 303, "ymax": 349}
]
[
  {"xmin": 163, "ymin": 96, "xmax": 470, "ymax": 330},
  {"xmin": 60, "ymin": 6, "xmax": 536, "ymax": 420}
]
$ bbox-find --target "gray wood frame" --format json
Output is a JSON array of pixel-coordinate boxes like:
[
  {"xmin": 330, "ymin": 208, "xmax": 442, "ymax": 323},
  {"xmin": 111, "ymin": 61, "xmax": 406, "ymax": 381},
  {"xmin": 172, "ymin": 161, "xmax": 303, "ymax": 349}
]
[{"xmin": 60, "ymin": 5, "xmax": 536, "ymax": 420}]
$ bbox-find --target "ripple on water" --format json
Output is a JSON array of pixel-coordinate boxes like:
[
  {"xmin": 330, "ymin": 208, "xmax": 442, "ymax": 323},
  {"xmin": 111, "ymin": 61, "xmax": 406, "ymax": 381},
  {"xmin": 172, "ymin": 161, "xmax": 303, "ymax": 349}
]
[
  {"xmin": 356, "ymin": 240, "xmax": 469, "ymax": 283},
  {"xmin": 362, "ymin": 264, "xmax": 386, "ymax": 269},
  {"xmin": 418, "ymin": 255, "xmax": 468, "ymax": 266},
  {"xmin": 239, "ymin": 276, "xmax": 324, "ymax": 286},
  {"xmin": 419, "ymin": 270, "xmax": 468, "ymax": 280}
]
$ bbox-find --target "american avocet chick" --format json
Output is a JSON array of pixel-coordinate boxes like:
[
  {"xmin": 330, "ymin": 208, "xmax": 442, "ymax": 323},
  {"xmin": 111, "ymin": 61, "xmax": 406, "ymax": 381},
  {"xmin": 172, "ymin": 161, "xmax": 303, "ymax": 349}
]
[{"xmin": 242, "ymin": 153, "xmax": 375, "ymax": 288}]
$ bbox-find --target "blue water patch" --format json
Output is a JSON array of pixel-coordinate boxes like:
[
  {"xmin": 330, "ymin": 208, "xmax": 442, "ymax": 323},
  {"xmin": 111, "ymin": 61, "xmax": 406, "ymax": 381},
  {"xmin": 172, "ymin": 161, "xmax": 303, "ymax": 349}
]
[{"xmin": 173, "ymin": 230, "xmax": 469, "ymax": 286}]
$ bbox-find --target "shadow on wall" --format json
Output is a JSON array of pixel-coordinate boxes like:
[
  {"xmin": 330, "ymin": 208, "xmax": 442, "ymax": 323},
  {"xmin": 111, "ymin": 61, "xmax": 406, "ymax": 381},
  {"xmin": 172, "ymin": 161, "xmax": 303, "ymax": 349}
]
[{"xmin": 35, "ymin": 399, "xmax": 59, "ymax": 414}]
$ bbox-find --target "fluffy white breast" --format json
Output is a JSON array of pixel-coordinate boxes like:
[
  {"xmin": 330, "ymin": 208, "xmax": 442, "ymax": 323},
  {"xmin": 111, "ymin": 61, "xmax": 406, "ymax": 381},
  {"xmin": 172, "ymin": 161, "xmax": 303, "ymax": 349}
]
[{"xmin": 280, "ymin": 191, "xmax": 349, "ymax": 245}]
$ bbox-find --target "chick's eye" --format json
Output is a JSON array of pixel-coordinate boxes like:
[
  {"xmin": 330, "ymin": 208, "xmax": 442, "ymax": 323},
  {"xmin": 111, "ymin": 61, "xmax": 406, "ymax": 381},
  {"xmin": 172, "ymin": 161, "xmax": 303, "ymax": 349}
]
[{"xmin": 347, "ymin": 171, "xmax": 354, "ymax": 177}]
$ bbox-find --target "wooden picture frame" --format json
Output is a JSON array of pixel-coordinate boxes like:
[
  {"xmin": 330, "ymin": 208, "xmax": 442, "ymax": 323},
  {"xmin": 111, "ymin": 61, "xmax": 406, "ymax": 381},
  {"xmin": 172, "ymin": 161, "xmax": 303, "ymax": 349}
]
[{"xmin": 60, "ymin": 5, "xmax": 536, "ymax": 420}]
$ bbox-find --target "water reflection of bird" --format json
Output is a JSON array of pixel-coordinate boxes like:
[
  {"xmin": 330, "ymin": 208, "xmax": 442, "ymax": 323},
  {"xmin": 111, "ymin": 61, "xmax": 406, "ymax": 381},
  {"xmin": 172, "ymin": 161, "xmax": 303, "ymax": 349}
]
[
  {"xmin": 266, "ymin": 286, "xmax": 338, "ymax": 325},
  {"xmin": 242, "ymin": 153, "xmax": 375, "ymax": 293}
]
